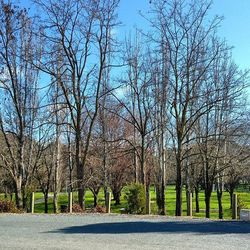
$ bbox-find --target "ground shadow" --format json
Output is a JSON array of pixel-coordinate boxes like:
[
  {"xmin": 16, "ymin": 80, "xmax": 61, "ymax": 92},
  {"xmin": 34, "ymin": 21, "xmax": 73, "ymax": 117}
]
[{"xmin": 51, "ymin": 221, "xmax": 250, "ymax": 235}]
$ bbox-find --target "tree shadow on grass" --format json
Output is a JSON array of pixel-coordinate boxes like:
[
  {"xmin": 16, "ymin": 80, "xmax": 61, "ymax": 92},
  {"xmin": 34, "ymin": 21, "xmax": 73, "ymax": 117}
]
[{"xmin": 51, "ymin": 221, "xmax": 250, "ymax": 235}]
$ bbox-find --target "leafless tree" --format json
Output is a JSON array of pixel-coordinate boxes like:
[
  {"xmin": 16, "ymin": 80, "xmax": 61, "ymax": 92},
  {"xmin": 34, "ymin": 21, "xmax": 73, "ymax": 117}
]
[
  {"xmin": 33, "ymin": 0, "xmax": 120, "ymax": 209},
  {"xmin": 0, "ymin": 1, "xmax": 41, "ymax": 209},
  {"xmin": 110, "ymin": 36, "xmax": 156, "ymax": 213},
  {"xmin": 148, "ymin": 0, "xmax": 226, "ymax": 216},
  {"xmin": 195, "ymin": 46, "xmax": 249, "ymax": 218}
]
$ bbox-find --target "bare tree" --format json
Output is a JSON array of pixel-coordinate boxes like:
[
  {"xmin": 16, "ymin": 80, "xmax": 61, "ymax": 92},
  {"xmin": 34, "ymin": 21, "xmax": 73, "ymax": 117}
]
[
  {"xmin": 148, "ymin": 0, "xmax": 225, "ymax": 216},
  {"xmin": 150, "ymin": 41, "xmax": 170, "ymax": 215},
  {"xmin": 0, "ymin": 1, "xmax": 41, "ymax": 209},
  {"xmin": 194, "ymin": 46, "xmax": 248, "ymax": 218},
  {"xmin": 33, "ymin": 0, "xmax": 120, "ymax": 209},
  {"xmin": 110, "ymin": 36, "xmax": 156, "ymax": 213}
]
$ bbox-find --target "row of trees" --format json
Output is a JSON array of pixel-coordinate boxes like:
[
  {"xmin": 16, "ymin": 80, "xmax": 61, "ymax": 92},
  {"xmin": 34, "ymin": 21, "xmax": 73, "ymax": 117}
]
[{"xmin": 0, "ymin": 0, "xmax": 249, "ymax": 218}]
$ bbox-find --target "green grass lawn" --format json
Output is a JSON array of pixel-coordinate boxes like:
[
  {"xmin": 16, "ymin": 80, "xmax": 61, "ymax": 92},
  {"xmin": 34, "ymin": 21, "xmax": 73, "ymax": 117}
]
[
  {"xmin": 111, "ymin": 185, "xmax": 250, "ymax": 219},
  {"xmin": 32, "ymin": 186, "xmax": 250, "ymax": 219},
  {"xmin": 1, "ymin": 185, "xmax": 250, "ymax": 219}
]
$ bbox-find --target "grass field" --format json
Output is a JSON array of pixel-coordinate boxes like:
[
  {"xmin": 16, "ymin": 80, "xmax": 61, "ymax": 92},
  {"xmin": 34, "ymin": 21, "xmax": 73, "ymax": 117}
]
[{"xmin": 1, "ymin": 185, "xmax": 250, "ymax": 219}]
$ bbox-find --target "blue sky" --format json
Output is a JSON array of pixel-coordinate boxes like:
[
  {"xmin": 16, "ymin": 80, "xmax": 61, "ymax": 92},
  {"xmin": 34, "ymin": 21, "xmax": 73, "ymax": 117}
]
[
  {"xmin": 212, "ymin": 0, "xmax": 250, "ymax": 70},
  {"xmin": 19, "ymin": 0, "xmax": 250, "ymax": 71},
  {"xmin": 118, "ymin": 0, "xmax": 250, "ymax": 71}
]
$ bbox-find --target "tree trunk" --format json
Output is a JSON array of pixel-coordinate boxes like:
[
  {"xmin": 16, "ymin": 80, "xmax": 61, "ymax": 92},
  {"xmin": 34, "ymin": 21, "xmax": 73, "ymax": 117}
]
[
  {"xmin": 69, "ymin": 166, "xmax": 73, "ymax": 193},
  {"xmin": 53, "ymin": 145, "xmax": 59, "ymax": 213},
  {"xmin": 53, "ymin": 139, "xmax": 60, "ymax": 213},
  {"xmin": 160, "ymin": 187, "xmax": 166, "ymax": 215},
  {"xmin": 112, "ymin": 189, "xmax": 121, "ymax": 205},
  {"xmin": 145, "ymin": 184, "xmax": 150, "ymax": 215},
  {"xmin": 228, "ymin": 183, "xmax": 236, "ymax": 209},
  {"xmin": 134, "ymin": 150, "xmax": 138, "ymax": 183},
  {"xmin": 103, "ymin": 186, "xmax": 108, "ymax": 201},
  {"xmin": 14, "ymin": 179, "xmax": 22, "ymax": 209},
  {"xmin": 160, "ymin": 147, "xmax": 166, "ymax": 215},
  {"xmin": 102, "ymin": 121, "xmax": 108, "ymax": 200},
  {"xmin": 22, "ymin": 187, "xmax": 28, "ymax": 211},
  {"xmin": 156, "ymin": 182, "xmax": 166, "ymax": 215},
  {"xmin": 216, "ymin": 179, "xmax": 224, "ymax": 219},
  {"xmin": 53, "ymin": 191, "xmax": 58, "ymax": 214},
  {"xmin": 140, "ymin": 138, "xmax": 145, "ymax": 185},
  {"xmin": 217, "ymin": 189, "xmax": 223, "ymax": 219},
  {"xmin": 68, "ymin": 136, "xmax": 73, "ymax": 193},
  {"xmin": 155, "ymin": 184, "xmax": 160, "ymax": 211},
  {"xmin": 78, "ymin": 185, "xmax": 85, "ymax": 210},
  {"xmin": 229, "ymin": 189, "xmax": 234, "ymax": 209},
  {"xmin": 93, "ymin": 193, "xmax": 98, "ymax": 207},
  {"xmin": 195, "ymin": 187, "xmax": 200, "ymax": 213},
  {"xmin": 175, "ymin": 157, "xmax": 182, "ymax": 216},
  {"xmin": 4, "ymin": 187, "xmax": 7, "ymax": 199},
  {"xmin": 205, "ymin": 189, "xmax": 212, "ymax": 218},
  {"xmin": 44, "ymin": 192, "xmax": 49, "ymax": 214},
  {"xmin": 76, "ymin": 132, "xmax": 85, "ymax": 210}
]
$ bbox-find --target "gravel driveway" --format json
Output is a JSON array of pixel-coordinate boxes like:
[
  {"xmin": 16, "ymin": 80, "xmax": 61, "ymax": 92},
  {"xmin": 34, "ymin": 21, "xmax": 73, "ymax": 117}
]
[{"xmin": 0, "ymin": 214, "xmax": 249, "ymax": 250}]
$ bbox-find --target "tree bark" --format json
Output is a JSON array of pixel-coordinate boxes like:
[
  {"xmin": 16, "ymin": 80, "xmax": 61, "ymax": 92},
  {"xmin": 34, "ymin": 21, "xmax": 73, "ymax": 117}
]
[
  {"xmin": 229, "ymin": 188, "xmax": 234, "ymax": 209},
  {"xmin": 22, "ymin": 187, "xmax": 28, "ymax": 211},
  {"xmin": 112, "ymin": 190, "xmax": 121, "ymax": 205},
  {"xmin": 216, "ymin": 179, "xmax": 224, "ymax": 219},
  {"xmin": 195, "ymin": 187, "xmax": 200, "ymax": 213},
  {"xmin": 145, "ymin": 184, "xmax": 150, "ymax": 215},
  {"xmin": 93, "ymin": 193, "xmax": 98, "ymax": 207},
  {"xmin": 76, "ymin": 131, "xmax": 85, "ymax": 210},
  {"xmin": 175, "ymin": 149, "xmax": 182, "ymax": 216},
  {"xmin": 205, "ymin": 189, "xmax": 212, "ymax": 218},
  {"xmin": 44, "ymin": 192, "xmax": 49, "ymax": 214},
  {"xmin": 14, "ymin": 178, "xmax": 22, "ymax": 209}
]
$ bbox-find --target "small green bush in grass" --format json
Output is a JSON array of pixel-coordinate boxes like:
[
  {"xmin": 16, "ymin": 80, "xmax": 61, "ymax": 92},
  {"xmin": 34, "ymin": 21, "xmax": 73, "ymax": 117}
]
[
  {"xmin": 237, "ymin": 195, "xmax": 247, "ymax": 216},
  {"xmin": 125, "ymin": 183, "xmax": 146, "ymax": 214}
]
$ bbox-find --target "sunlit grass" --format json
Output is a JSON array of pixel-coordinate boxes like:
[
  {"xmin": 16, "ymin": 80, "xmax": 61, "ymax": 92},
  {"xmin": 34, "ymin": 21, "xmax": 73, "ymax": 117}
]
[
  {"xmin": 34, "ymin": 185, "xmax": 250, "ymax": 219},
  {"xmin": 1, "ymin": 185, "xmax": 249, "ymax": 219}
]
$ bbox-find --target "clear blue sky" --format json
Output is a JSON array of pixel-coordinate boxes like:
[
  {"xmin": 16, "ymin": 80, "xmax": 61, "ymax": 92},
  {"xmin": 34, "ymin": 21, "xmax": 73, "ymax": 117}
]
[
  {"xmin": 20, "ymin": 0, "xmax": 250, "ymax": 71},
  {"xmin": 212, "ymin": 0, "xmax": 250, "ymax": 70},
  {"xmin": 118, "ymin": 0, "xmax": 250, "ymax": 71}
]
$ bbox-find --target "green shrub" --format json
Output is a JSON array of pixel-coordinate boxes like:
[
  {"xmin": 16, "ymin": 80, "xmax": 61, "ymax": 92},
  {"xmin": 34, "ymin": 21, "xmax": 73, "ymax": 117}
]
[
  {"xmin": 125, "ymin": 183, "xmax": 146, "ymax": 214},
  {"xmin": 237, "ymin": 195, "xmax": 247, "ymax": 216},
  {"xmin": 0, "ymin": 200, "xmax": 19, "ymax": 213}
]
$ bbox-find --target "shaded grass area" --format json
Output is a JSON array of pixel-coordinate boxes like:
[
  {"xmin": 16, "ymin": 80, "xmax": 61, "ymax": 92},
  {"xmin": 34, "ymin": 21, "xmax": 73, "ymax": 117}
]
[{"xmin": 1, "ymin": 185, "xmax": 249, "ymax": 219}]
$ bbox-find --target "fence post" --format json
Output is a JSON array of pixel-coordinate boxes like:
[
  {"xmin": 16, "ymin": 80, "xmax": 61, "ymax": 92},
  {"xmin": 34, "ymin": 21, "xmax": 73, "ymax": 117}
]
[
  {"xmin": 30, "ymin": 192, "xmax": 35, "ymax": 214},
  {"xmin": 232, "ymin": 193, "xmax": 238, "ymax": 219},
  {"xmin": 68, "ymin": 192, "xmax": 73, "ymax": 213},
  {"xmin": 106, "ymin": 192, "xmax": 111, "ymax": 213}
]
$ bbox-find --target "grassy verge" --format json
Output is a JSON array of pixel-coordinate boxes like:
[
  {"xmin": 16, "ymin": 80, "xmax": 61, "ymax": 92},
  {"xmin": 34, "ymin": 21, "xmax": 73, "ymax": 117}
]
[{"xmin": 1, "ymin": 185, "xmax": 249, "ymax": 219}]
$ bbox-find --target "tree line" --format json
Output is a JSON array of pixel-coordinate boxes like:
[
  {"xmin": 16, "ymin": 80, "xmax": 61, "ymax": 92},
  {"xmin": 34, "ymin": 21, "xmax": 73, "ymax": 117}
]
[{"xmin": 0, "ymin": 0, "xmax": 249, "ymax": 218}]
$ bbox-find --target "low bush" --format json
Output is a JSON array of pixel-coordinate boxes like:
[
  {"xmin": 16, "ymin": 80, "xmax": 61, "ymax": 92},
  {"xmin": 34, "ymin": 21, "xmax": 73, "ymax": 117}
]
[
  {"xmin": 125, "ymin": 183, "xmax": 146, "ymax": 214},
  {"xmin": 89, "ymin": 205, "xmax": 106, "ymax": 213},
  {"xmin": 71, "ymin": 203, "xmax": 84, "ymax": 213},
  {"xmin": 0, "ymin": 200, "xmax": 19, "ymax": 213}
]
